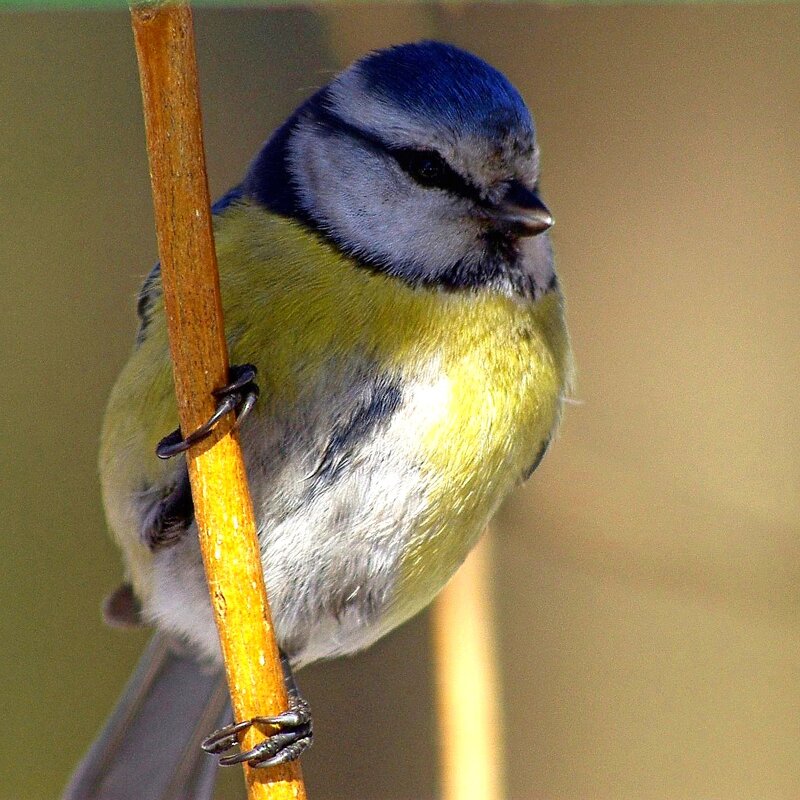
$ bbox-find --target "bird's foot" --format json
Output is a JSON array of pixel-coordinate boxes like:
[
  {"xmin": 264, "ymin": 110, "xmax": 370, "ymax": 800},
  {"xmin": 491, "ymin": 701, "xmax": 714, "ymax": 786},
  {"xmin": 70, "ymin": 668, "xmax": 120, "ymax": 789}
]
[
  {"xmin": 201, "ymin": 694, "xmax": 313, "ymax": 769},
  {"xmin": 156, "ymin": 364, "xmax": 259, "ymax": 459}
]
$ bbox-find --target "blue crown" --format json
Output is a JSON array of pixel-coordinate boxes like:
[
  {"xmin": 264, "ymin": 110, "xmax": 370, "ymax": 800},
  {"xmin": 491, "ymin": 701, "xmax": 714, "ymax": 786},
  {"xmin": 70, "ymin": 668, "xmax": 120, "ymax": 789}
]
[{"xmin": 355, "ymin": 41, "xmax": 532, "ymax": 138}]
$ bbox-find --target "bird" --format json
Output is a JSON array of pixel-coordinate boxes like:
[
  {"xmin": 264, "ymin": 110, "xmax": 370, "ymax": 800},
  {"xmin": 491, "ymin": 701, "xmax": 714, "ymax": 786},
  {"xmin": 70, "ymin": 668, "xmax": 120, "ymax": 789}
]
[{"xmin": 63, "ymin": 40, "xmax": 573, "ymax": 800}]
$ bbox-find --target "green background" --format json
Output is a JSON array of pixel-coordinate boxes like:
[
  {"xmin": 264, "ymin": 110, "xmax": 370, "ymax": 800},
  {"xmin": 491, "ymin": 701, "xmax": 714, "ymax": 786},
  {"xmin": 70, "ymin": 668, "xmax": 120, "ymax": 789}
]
[{"xmin": 1, "ymin": 4, "xmax": 799, "ymax": 799}]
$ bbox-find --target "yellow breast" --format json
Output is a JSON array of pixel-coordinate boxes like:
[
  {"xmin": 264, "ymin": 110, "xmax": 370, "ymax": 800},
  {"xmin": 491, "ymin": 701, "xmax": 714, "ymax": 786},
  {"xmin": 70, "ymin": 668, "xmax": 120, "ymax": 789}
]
[
  {"xmin": 216, "ymin": 203, "xmax": 573, "ymax": 621},
  {"xmin": 102, "ymin": 201, "xmax": 572, "ymax": 613}
]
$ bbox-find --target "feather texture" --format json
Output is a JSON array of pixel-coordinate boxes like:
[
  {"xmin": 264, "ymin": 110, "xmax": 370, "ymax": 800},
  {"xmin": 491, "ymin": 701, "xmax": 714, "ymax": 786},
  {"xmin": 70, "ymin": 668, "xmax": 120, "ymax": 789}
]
[{"xmin": 100, "ymin": 200, "xmax": 572, "ymax": 667}]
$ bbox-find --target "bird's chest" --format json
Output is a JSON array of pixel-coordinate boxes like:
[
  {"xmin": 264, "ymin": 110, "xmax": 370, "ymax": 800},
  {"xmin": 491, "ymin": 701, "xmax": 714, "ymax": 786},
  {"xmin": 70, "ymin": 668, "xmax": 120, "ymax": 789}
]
[
  {"xmin": 365, "ymin": 290, "xmax": 568, "ymax": 616},
  {"xmin": 226, "ymin": 248, "xmax": 570, "ymax": 660},
  {"xmin": 389, "ymin": 289, "xmax": 565, "ymax": 494}
]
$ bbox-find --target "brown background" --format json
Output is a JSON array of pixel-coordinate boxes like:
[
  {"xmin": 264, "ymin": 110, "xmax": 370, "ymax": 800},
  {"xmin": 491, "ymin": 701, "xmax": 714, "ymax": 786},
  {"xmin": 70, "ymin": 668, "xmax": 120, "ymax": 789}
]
[{"xmin": 0, "ymin": 5, "xmax": 798, "ymax": 799}]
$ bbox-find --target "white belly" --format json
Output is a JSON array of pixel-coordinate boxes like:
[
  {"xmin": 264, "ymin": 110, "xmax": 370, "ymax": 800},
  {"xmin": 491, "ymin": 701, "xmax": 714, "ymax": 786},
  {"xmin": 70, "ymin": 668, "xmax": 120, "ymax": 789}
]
[{"xmin": 145, "ymin": 370, "xmax": 452, "ymax": 668}]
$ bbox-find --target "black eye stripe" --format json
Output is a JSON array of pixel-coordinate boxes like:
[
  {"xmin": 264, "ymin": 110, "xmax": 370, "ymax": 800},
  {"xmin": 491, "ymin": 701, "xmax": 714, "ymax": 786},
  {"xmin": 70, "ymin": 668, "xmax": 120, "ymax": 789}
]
[
  {"xmin": 389, "ymin": 148, "xmax": 481, "ymax": 201},
  {"xmin": 392, "ymin": 149, "xmax": 448, "ymax": 184},
  {"xmin": 313, "ymin": 104, "xmax": 483, "ymax": 203}
]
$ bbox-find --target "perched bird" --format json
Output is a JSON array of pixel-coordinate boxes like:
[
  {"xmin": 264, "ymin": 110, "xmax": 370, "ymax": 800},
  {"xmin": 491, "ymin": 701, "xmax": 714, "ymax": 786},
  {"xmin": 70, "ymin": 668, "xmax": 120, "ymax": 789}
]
[{"xmin": 64, "ymin": 40, "xmax": 573, "ymax": 800}]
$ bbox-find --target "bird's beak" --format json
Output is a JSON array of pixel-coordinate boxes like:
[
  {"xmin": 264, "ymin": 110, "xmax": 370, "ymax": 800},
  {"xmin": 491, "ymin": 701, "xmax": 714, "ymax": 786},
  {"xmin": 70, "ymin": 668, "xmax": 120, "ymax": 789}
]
[{"xmin": 487, "ymin": 181, "xmax": 554, "ymax": 237}]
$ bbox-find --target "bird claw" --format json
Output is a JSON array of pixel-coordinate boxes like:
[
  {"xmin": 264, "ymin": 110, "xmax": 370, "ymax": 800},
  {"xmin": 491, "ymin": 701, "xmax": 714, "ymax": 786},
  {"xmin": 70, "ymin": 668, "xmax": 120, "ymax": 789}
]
[
  {"xmin": 201, "ymin": 696, "xmax": 312, "ymax": 769},
  {"xmin": 155, "ymin": 364, "xmax": 259, "ymax": 459}
]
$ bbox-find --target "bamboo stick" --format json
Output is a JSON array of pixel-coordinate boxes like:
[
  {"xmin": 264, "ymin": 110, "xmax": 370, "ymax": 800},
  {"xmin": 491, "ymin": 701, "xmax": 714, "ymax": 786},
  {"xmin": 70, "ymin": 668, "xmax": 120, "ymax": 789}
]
[
  {"xmin": 432, "ymin": 532, "xmax": 504, "ymax": 800},
  {"xmin": 129, "ymin": 4, "xmax": 306, "ymax": 799}
]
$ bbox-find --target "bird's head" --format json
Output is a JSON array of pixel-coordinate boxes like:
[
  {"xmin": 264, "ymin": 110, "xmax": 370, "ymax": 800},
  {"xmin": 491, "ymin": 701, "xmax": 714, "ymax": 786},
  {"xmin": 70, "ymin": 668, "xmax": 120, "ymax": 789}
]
[{"xmin": 246, "ymin": 41, "xmax": 555, "ymax": 297}]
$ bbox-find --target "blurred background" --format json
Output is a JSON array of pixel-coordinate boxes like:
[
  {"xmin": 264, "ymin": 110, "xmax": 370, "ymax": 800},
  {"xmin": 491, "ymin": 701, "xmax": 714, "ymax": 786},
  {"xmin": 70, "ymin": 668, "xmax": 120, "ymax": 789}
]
[{"xmin": 1, "ymin": 4, "xmax": 798, "ymax": 799}]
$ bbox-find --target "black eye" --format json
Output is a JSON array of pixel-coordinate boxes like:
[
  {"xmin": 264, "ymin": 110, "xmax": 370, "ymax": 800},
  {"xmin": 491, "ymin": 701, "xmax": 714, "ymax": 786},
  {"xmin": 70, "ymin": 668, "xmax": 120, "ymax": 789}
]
[
  {"xmin": 391, "ymin": 147, "xmax": 483, "ymax": 203},
  {"xmin": 393, "ymin": 149, "xmax": 450, "ymax": 188}
]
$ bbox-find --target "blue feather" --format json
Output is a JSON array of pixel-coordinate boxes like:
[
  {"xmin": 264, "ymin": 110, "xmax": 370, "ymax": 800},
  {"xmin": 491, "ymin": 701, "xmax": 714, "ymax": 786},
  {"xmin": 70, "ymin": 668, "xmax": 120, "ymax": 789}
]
[
  {"xmin": 355, "ymin": 41, "xmax": 532, "ymax": 138},
  {"xmin": 211, "ymin": 184, "xmax": 245, "ymax": 214}
]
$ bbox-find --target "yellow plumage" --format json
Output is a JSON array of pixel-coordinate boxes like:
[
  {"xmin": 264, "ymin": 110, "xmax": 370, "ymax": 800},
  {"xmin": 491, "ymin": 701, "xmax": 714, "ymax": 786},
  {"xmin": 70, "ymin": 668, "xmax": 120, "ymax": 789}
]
[
  {"xmin": 80, "ymin": 41, "xmax": 575, "ymax": 791},
  {"xmin": 101, "ymin": 200, "xmax": 572, "ymax": 636}
]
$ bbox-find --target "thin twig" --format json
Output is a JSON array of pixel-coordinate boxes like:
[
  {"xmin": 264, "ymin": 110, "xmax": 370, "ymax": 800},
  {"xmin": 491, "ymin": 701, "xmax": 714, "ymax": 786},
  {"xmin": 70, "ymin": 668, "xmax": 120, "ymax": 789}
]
[
  {"xmin": 432, "ymin": 532, "xmax": 505, "ymax": 800},
  {"xmin": 129, "ymin": 4, "xmax": 307, "ymax": 798}
]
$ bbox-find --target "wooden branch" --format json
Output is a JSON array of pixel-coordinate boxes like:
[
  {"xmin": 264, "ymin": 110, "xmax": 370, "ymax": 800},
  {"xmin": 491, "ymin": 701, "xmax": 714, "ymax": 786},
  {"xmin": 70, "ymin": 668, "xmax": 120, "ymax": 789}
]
[
  {"xmin": 432, "ymin": 533, "xmax": 504, "ymax": 800},
  {"xmin": 129, "ymin": 4, "xmax": 307, "ymax": 799}
]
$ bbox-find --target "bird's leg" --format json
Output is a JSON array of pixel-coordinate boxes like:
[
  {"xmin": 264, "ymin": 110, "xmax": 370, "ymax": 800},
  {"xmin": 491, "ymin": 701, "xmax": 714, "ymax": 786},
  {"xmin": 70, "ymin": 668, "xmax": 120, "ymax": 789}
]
[
  {"xmin": 201, "ymin": 652, "xmax": 313, "ymax": 769},
  {"xmin": 140, "ymin": 467, "xmax": 194, "ymax": 551},
  {"xmin": 156, "ymin": 364, "xmax": 260, "ymax": 459}
]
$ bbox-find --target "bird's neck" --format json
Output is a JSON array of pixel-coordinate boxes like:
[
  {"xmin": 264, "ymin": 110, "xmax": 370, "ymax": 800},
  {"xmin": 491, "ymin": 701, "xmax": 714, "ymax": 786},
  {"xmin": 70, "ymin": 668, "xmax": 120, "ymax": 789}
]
[{"xmin": 243, "ymin": 90, "xmax": 328, "ymax": 221}]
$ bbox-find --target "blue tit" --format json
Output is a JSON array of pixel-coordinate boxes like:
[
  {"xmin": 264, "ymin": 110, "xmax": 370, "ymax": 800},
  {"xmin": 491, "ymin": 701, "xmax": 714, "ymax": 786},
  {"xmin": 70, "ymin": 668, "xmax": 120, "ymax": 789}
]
[{"xmin": 64, "ymin": 41, "xmax": 573, "ymax": 800}]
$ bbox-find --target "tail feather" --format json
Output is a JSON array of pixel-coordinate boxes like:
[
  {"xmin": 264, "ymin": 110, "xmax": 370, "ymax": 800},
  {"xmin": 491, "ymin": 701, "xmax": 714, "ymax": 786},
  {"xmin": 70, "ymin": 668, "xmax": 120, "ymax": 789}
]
[{"xmin": 63, "ymin": 633, "xmax": 229, "ymax": 800}]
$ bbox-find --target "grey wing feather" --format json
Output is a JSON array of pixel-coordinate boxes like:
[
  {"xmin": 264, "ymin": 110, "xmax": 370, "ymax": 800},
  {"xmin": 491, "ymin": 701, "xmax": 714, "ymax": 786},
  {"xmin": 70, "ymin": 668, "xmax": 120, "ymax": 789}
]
[{"xmin": 62, "ymin": 633, "xmax": 229, "ymax": 800}]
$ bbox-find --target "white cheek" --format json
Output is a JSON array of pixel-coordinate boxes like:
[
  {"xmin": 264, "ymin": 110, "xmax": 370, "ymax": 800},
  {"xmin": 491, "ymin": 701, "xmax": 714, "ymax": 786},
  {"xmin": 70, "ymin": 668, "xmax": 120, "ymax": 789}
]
[{"xmin": 289, "ymin": 120, "xmax": 478, "ymax": 274}]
